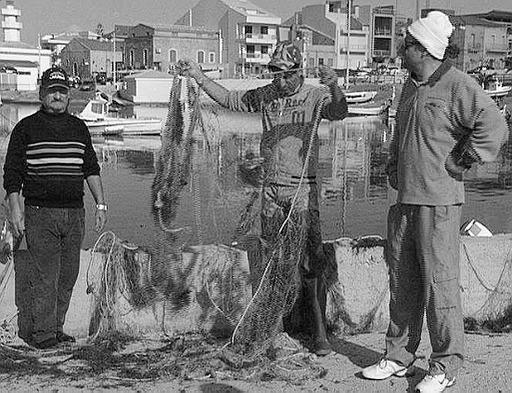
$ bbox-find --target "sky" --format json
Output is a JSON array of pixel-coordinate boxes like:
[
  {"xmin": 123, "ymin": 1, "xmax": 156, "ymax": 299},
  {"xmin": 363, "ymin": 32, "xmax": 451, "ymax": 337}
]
[{"xmin": 10, "ymin": 0, "xmax": 512, "ymax": 47}]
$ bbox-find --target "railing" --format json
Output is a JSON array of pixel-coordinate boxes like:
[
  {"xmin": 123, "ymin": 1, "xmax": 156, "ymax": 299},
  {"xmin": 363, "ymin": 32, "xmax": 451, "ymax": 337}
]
[
  {"xmin": 373, "ymin": 49, "xmax": 392, "ymax": 57},
  {"xmin": 240, "ymin": 33, "xmax": 276, "ymax": 40},
  {"xmin": 486, "ymin": 45, "xmax": 508, "ymax": 52},
  {"xmin": 374, "ymin": 29, "xmax": 392, "ymax": 36}
]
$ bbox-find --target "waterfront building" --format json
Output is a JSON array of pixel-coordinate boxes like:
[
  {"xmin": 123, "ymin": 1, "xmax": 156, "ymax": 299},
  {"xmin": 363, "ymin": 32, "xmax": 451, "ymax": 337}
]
[
  {"xmin": 0, "ymin": 0, "xmax": 51, "ymax": 91},
  {"xmin": 461, "ymin": 10, "xmax": 512, "ymax": 70},
  {"xmin": 284, "ymin": 2, "xmax": 397, "ymax": 73},
  {"xmin": 175, "ymin": 0, "xmax": 281, "ymax": 78},
  {"xmin": 41, "ymin": 28, "xmax": 101, "ymax": 60},
  {"xmin": 122, "ymin": 23, "xmax": 220, "ymax": 75},
  {"xmin": 59, "ymin": 37, "xmax": 122, "ymax": 81},
  {"xmin": 420, "ymin": 8, "xmax": 511, "ymax": 72}
]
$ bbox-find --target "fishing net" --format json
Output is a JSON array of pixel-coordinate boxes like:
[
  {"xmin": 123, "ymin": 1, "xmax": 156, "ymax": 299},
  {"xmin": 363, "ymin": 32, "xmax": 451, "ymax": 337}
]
[
  {"xmin": 85, "ymin": 73, "xmax": 337, "ymax": 364},
  {"xmin": 82, "ymin": 73, "xmax": 399, "ymax": 384}
]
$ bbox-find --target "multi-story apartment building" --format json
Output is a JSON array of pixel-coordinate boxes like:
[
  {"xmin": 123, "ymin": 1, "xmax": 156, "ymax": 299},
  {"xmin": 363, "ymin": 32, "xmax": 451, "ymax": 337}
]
[
  {"xmin": 175, "ymin": 0, "xmax": 281, "ymax": 77},
  {"xmin": 284, "ymin": 2, "xmax": 370, "ymax": 72},
  {"xmin": 371, "ymin": 5, "xmax": 396, "ymax": 63},
  {"xmin": 123, "ymin": 24, "xmax": 220, "ymax": 74},
  {"xmin": 0, "ymin": 0, "xmax": 51, "ymax": 90},
  {"xmin": 285, "ymin": 2, "xmax": 398, "ymax": 72}
]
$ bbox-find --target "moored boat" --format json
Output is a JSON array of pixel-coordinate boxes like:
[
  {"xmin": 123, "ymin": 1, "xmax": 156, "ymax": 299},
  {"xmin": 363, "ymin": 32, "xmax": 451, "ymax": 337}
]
[
  {"xmin": 348, "ymin": 101, "xmax": 389, "ymax": 117},
  {"xmin": 79, "ymin": 92, "xmax": 162, "ymax": 136},
  {"xmin": 344, "ymin": 90, "xmax": 377, "ymax": 104}
]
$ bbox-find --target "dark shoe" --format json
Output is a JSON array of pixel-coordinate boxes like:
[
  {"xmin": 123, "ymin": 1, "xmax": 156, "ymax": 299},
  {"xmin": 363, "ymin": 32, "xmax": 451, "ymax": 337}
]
[
  {"xmin": 56, "ymin": 332, "xmax": 76, "ymax": 343},
  {"xmin": 314, "ymin": 339, "xmax": 332, "ymax": 356},
  {"xmin": 33, "ymin": 337, "xmax": 58, "ymax": 349}
]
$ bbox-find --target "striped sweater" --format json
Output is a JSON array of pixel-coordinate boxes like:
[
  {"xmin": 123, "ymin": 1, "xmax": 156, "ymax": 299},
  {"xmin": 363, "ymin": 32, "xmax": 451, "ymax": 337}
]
[{"xmin": 3, "ymin": 109, "xmax": 100, "ymax": 208}]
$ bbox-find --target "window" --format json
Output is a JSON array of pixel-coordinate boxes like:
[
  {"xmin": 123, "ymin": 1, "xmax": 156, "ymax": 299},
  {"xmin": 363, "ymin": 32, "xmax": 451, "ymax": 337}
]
[
  {"xmin": 328, "ymin": 58, "xmax": 333, "ymax": 67},
  {"xmin": 318, "ymin": 58, "xmax": 324, "ymax": 66},
  {"xmin": 309, "ymin": 57, "xmax": 315, "ymax": 68},
  {"xmin": 155, "ymin": 48, "xmax": 161, "ymax": 54},
  {"xmin": 261, "ymin": 26, "xmax": 268, "ymax": 35},
  {"xmin": 492, "ymin": 34, "xmax": 496, "ymax": 46},
  {"xmin": 209, "ymin": 52, "xmax": 215, "ymax": 63},
  {"xmin": 129, "ymin": 50, "xmax": 134, "ymax": 67},
  {"xmin": 169, "ymin": 49, "xmax": 177, "ymax": 63},
  {"xmin": 244, "ymin": 25, "xmax": 252, "ymax": 35},
  {"xmin": 197, "ymin": 50, "xmax": 205, "ymax": 63},
  {"xmin": 470, "ymin": 33, "xmax": 475, "ymax": 47},
  {"xmin": 143, "ymin": 49, "xmax": 148, "ymax": 66},
  {"xmin": 261, "ymin": 45, "xmax": 269, "ymax": 54},
  {"xmin": 246, "ymin": 45, "xmax": 255, "ymax": 54}
]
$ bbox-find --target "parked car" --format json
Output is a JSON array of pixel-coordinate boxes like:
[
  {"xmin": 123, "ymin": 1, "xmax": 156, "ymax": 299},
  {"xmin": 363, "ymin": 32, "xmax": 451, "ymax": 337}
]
[
  {"xmin": 69, "ymin": 75, "xmax": 81, "ymax": 89},
  {"xmin": 79, "ymin": 79, "xmax": 96, "ymax": 91}
]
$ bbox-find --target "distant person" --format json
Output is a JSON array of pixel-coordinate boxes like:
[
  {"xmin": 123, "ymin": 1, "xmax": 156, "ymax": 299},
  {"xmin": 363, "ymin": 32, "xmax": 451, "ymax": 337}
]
[
  {"xmin": 361, "ymin": 11, "xmax": 508, "ymax": 392},
  {"xmin": 3, "ymin": 66, "xmax": 108, "ymax": 349},
  {"xmin": 177, "ymin": 42, "xmax": 348, "ymax": 355}
]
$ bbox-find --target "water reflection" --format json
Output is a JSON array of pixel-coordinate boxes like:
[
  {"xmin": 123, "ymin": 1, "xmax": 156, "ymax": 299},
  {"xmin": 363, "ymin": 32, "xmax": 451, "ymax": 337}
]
[{"xmin": 1, "ymin": 101, "xmax": 512, "ymax": 249}]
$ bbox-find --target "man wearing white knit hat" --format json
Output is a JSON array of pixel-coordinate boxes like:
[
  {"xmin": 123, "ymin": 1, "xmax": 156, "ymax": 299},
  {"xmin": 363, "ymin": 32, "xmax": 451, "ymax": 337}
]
[{"xmin": 362, "ymin": 10, "xmax": 508, "ymax": 393}]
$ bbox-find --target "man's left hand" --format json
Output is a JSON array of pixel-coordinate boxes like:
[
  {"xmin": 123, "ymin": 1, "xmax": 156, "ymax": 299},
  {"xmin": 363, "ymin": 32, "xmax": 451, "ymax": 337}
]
[
  {"xmin": 95, "ymin": 210, "xmax": 107, "ymax": 233},
  {"xmin": 318, "ymin": 66, "xmax": 338, "ymax": 88}
]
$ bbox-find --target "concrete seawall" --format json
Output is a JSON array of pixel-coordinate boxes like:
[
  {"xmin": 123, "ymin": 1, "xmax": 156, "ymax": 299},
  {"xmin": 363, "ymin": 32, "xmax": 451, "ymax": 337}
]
[{"xmin": 1, "ymin": 234, "xmax": 511, "ymax": 339}]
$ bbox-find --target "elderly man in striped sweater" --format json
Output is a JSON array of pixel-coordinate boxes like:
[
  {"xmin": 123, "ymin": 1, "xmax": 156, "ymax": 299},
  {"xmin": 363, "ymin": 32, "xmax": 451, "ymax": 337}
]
[{"xmin": 3, "ymin": 66, "xmax": 107, "ymax": 349}]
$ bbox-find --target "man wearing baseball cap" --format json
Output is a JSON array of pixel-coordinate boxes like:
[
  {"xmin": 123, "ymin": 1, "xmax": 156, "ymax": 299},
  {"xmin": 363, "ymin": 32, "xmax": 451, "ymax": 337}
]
[
  {"xmin": 3, "ymin": 65, "xmax": 107, "ymax": 349},
  {"xmin": 361, "ymin": 11, "xmax": 508, "ymax": 392},
  {"xmin": 177, "ymin": 42, "xmax": 347, "ymax": 356}
]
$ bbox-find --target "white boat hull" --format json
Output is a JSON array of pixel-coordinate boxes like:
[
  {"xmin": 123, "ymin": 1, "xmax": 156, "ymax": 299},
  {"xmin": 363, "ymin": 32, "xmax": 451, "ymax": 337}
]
[
  {"xmin": 85, "ymin": 118, "xmax": 163, "ymax": 136},
  {"xmin": 344, "ymin": 90, "xmax": 378, "ymax": 104}
]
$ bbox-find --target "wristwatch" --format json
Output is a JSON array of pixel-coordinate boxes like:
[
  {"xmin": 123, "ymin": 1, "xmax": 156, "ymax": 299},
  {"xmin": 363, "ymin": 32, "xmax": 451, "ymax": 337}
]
[{"xmin": 96, "ymin": 203, "xmax": 108, "ymax": 211}]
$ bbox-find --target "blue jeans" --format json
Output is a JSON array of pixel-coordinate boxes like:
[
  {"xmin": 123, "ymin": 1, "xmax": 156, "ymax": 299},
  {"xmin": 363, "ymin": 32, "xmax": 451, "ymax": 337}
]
[{"xmin": 21, "ymin": 206, "xmax": 85, "ymax": 344}]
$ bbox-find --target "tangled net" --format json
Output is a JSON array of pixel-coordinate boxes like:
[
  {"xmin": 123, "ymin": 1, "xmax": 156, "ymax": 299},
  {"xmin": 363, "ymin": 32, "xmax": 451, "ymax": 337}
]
[{"xmin": 85, "ymin": 73, "xmax": 334, "ymax": 383}]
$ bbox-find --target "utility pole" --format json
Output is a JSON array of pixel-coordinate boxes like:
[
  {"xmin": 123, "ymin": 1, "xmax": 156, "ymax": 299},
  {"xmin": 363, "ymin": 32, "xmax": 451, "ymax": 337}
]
[
  {"xmin": 113, "ymin": 28, "xmax": 116, "ymax": 87},
  {"xmin": 37, "ymin": 33, "xmax": 41, "ymax": 78},
  {"xmin": 345, "ymin": 0, "xmax": 352, "ymax": 89}
]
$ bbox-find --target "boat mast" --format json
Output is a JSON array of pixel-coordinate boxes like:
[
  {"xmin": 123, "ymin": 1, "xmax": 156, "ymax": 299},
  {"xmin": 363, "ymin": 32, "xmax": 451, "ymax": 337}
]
[{"xmin": 345, "ymin": 0, "xmax": 351, "ymax": 89}]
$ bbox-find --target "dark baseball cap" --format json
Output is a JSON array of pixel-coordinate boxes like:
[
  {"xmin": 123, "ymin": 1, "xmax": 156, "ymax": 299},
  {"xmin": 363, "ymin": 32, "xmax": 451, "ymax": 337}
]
[
  {"xmin": 268, "ymin": 41, "xmax": 302, "ymax": 72},
  {"xmin": 40, "ymin": 66, "xmax": 70, "ymax": 90}
]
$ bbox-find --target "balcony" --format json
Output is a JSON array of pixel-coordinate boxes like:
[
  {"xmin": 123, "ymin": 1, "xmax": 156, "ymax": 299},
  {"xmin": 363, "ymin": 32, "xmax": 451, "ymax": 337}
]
[
  {"xmin": 1, "ymin": 8, "xmax": 21, "ymax": 16},
  {"xmin": 373, "ymin": 49, "xmax": 391, "ymax": 57},
  {"xmin": 374, "ymin": 29, "xmax": 392, "ymax": 36},
  {"xmin": 1, "ymin": 20, "xmax": 22, "ymax": 29},
  {"xmin": 486, "ymin": 45, "xmax": 508, "ymax": 53},
  {"xmin": 239, "ymin": 33, "xmax": 277, "ymax": 44},
  {"xmin": 242, "ymin": 53, "xmax": 271, "ymax": 63}
]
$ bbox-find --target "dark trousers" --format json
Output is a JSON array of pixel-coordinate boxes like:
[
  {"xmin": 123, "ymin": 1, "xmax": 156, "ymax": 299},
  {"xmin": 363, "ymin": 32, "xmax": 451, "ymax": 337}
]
[
  {"xmin": 385, "ymin": 203, "xmax": 464, "ymax": 378},
  {"xmin": 19, "ymin": 206, "xmax": 85, "ymax": 344}
]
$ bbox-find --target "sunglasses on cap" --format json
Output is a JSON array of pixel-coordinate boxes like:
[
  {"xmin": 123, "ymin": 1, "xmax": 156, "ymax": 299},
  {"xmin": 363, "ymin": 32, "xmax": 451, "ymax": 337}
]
[{"xmin": 269, "ymin": 66, "xmax": 298, "ymax": 79}]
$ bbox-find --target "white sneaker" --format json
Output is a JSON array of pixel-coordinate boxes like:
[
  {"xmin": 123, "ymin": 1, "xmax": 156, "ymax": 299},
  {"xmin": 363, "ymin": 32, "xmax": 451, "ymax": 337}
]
[
  {"xmin": 362, "ymin": 359, "xmax": 408, "ymax": 380},
  {"xmin": 416, "ymin": 373, "xmax": 455, "ymax": 392}
]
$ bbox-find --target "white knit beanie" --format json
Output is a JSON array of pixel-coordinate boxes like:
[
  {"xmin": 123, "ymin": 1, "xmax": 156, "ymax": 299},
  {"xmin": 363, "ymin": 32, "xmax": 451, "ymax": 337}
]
[{"xmin": 407, "ymin": 11, "xmax": 454, "ymax": 60}]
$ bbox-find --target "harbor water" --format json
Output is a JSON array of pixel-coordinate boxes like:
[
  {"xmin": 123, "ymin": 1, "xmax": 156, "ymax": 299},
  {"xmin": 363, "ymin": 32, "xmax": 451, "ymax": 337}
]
[{"xmin": 1, "ymin": 101, "xmax": 512, "ymax": 249}]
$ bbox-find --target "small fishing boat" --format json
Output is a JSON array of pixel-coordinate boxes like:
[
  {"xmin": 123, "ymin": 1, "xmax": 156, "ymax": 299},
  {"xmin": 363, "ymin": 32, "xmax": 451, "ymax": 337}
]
[
  {"xmin": 79, "ymin": 93, "xmax": 162, "ymax": 136},
  {"xmin": 484, "ymin": 78, "xmax": 512, "ymax": 98},
  {"xmin": 348, "ymin": 101, "xmax": 389, "ymax": 117},
  {"xmin": 344, "ymin": 90, "xmax": 377, "ymax": 104}
]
